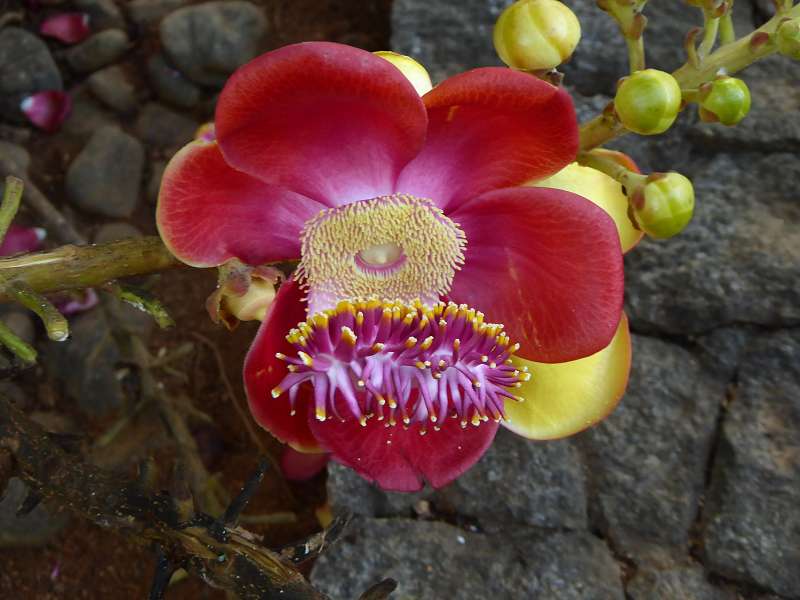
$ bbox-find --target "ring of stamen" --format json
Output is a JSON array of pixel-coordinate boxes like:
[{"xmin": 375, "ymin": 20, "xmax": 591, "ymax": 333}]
[
  {"xmin": 296, "ymin": 195, "xmax": 466, "ymax": 312},
  {"xmin": 271, "ymin": 299, "xmax": 530, "ymax": 433}
]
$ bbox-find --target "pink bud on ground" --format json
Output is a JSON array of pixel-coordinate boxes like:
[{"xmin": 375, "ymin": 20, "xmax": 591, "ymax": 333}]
[
  {"xmin": 20, "ymin": 91, "xmax": 72, "ymax": 133},
  {"xmin": 39, "ymin": 13, "xmax": 91, "ymax": 44}
]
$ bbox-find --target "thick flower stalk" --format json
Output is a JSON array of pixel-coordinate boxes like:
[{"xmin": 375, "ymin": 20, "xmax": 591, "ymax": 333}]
[{"xmin": 157, "ymin": 42, "xmax": 631, "ymax": 492}]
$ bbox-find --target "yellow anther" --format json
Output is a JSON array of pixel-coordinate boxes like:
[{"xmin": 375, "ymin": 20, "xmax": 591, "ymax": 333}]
[
  {"xmin": 420, "ymin": 336, "xmax": 434, "ymax": 350},
  {"xmin": 271, "ymin": 387, "xmax": 283, "ymax": 398},
  {"xmin": 315, "ymin": 407, "xmax": 327, "ymax": 421},
  {"xmin": 275, "ymin": 352, "xmax": 287, "ymax": 360},
  {"xmin": 298, "ymin": 351, "xmax": 314, "ymax": 367},
  {"xmin": 356, "ymin": 311, "xmax": 365, "ymax": 326},
  {"xmin": 416, "ymin": 361, "xmax": 427, "ymax": 370},
  {"xmin": 340, "ymin": 326, "xmax": 357, "ymax": 346},
  {"xmin": 405, "ymin": 336, "xmax": 418, "ymax": 348}
]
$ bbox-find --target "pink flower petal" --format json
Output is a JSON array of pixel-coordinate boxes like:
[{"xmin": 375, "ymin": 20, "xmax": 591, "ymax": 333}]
[
  {"xmin": 0, "ymin": 225, "xmax": 46, "ymax": 256},
  {"xmin": 310, "ymin": 409, "xmax": 499, "ymax": 492},
  {"xmin": 449, "ymin": 186, "xmax": 624, "ymax": 364},
  {"xmin": 396, "ymin": 68, "xmax": 578, "ymax": 212},
  {"xmin": 20, "ymin": 91, "xmax": 72, "ymax": 133},
  {"xmin": 52, "ymin": 288, "xmax": 98, "ymax": 315},
  {"xmin": 39, "ymin": 13, "xmax": 91, "ymax": 44},
  {"xmin": 244, "ymin": 279, "xmax": 323, "ymax": 453},
  {"xmin": 280, "ymin": 447, "xmax": 329, "ymax": 481},
  {"xmin": 156, "ymin": 140, "xmax": 327, "ymax": 267},
  {"xmin": 215, "ymin": 42, "xmax": 428, "ymax": 206}
]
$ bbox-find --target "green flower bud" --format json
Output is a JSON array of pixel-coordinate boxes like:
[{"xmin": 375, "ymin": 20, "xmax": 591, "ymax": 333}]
[
  {"xmin": 632, "ymin": 172, "xmax": 695, "ymax": 239},
  {"xmin": 776, "ymin": 19, "xmax": 800, "ymax": 61},
  {"xmin": 698, "ymin": 76, "xmax": 751, "ymax": 126},
  {"xmin": 614, "ymin": 69, "xmax": 682, "ymax": 135},
  {"xmin": 494, "ymin": 0, "xmax": 581, "ymax": 71}
]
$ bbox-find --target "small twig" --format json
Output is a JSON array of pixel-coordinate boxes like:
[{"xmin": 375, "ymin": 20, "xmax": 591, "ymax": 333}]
[
  {"xmin": 103, "ymin": 282, "xmax": 175, "ymax": 329},
  {"xmin": 223, "ymin": 458, "xmax": 269, "ymax": 526},
  {"xmin": 698, "ymin": 12, "xmax": 721, "ymax": 59},
  {"xmin": 719, "ymin": 12, "xmax": 736, "ymax": 45},
  {"xmin": 280, "ymin": 513, "xmax": 351, "ymax": 565},
  {"xmin": 7, "ymin": 282, "xmax": 69, "ymax": 341},
  {"xmin": 149, "ymin": 547, "xmax": 176, "ymax": 600},
  {"xmin": 0, "ymin": 319, "xmax": 37, "ymax": 363},
  {"xmin": 358, "ymin": 579, "xmax": 398, "ymax": 600},
  {"xmin": 0, "ymin": 176, "xmax": 24, "ymax": 245}
]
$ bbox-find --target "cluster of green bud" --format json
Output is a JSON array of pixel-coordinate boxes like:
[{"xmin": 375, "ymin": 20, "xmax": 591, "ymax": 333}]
[
  {"xmin": 629, "ymin": 173, "xmax": 695, "ymax": 239},
  {"xmin": 613, "ymin": 69, "xmax": 681, "ymax": 135},
  {"xmin": 493, "ymin": 0, "xmax": 582, "ymax": 71},
  {"xmin": 776, "ymin": 18, "xmax": 800, "ymax": 60},
  {"xmin": 698, "ymin": 76, "xmax": 751, "ymax": 126}
]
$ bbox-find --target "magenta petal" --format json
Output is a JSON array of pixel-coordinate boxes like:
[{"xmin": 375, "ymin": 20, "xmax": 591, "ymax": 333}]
[
  {"xmin": 449, "ymin": 187, "xmax": 624, "ymax": 364},
  {"xmin": 310, "ymin": 414, "xmax": 499, "ymax": 492},
  {"xmin": 21, "ymin": 91, "xmax": 72, "ymax": 133},
  {"xmin": 215, "ymin": 42, "xmax": 428, "ymax": 206},
  {"xmin": 280, "ymin": 447, "xmax": 329, "ymax": 481},
  {"xmin": 0, "ymin": 225, "xmax": 46, "ymax": 256},
  {"xmin": 52, "ymin": 288, "xmax": 99, "ymax": 315},
  {"xmin": 157, "ymin": 140, "xmax": 327, "ymax": 267},
  {"xmin": 39, "ymin": 13, "xmax": 91, "ymax": 44}
]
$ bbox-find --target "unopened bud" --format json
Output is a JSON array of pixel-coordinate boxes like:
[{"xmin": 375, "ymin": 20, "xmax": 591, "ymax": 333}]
[
  {"xmin": 493, "ymin": 0, "xmax": 581, "ymax": 71},
  {"xmin": 698, "ymin": 76, "xmax": 751, "ymax": 126},
  {"xmin": 776, "ymin": 19, "xmax": 800, "ymax": 60},
  {"xmin": 614, "ymin": 69, "xmax": 682, "ymax": 135},
  {"xmin": 631, "ymin": 172, "xmax": 695, "ymax": 239},
  {"xmin": 222, "ymin": 277, "xmax": 276, "ymax": 322},
  {"xmin": 374, "ymin": 51, "xmax": 432, "ymax": 95}
]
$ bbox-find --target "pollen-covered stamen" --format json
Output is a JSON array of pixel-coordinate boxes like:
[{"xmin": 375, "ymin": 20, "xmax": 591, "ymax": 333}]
[
  {"xmin": 271, "ymin": 299, "xmax": 530, "ymax": 431},
  {"xmin": 296, "ymin": 195, "xmax": 466, "ymax": 313}
]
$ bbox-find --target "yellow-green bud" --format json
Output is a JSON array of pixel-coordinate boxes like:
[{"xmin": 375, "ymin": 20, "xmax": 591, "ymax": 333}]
[
  {"xmin": 222, "ymin": 277, "xmax": 276, "ymax": 322},
  {"xmin": 493, "ymin": 0, "xmax": 581, "ymax": 71},
  {"xmin": 374, "ymin": 51, "xmax": 433, "ymax": 96},
  {"xmin": 614, "ymin": 69, "xmax": 682, "ymax": 135},
  {"xmin": 631, "ymin": 173, "xmax": 695, "ymax": 239},
  {"xmin": 776, "ymin": 19, "xmax": 800, "ymax": 61},
  {"xmin": 698, "ymin": 76, "xmax": 751, "ymax": 126}
]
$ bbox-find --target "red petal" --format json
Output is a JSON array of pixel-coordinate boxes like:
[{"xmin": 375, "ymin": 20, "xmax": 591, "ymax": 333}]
[
  {"xmin": 280, "ymin": 446, "xmax": 329, "ymax": 481},
  {"xmin": 20, "ymin": 91, "xmax": 72, "ymax": 133},
  {"xmin": 310, "ymin": 415, "xmax": 499, "ymax": 492},
  {"xmin": 449, "ymin": 187, "xmax": 624, "ymax": 363},
  {"xmin": 244, "ymin": 279, "xmax": 322, "ymax": 452},
  {"xmin": 156, "ymin": 140, "xmax": 326, "ymax": 267},
  {"xmin": 0, "ymin": 225, "xmax": 45, "ymax": 256},
  {"xmin": 216, "ymin": 42, "xmax": 428, "ymax": 206},
  {"xmin": 397, "ymin": 68, "xmax": 578, "ymax": 211},
  {"xmin": 39, "ymin": 13, "xmax": 91, "ymax": 44}
]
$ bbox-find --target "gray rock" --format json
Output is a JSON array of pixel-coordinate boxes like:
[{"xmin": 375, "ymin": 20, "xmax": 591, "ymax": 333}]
[
  {"xmin": 624, "ymin": 153, "xmax": 800, "ymax": 334},
  {"xmin": 146, "ymin": 160, "xmax": 167, "ymax": 203},
  {"xmin": 42, "ymin": 308, "xmax": 125, "ymax": 415},
  {"xmin": 59, "ymin": 85, "xmax": 118, "ymax": 143},
  {"xmin": 75, "ymin": 0, "xmax": 126, "ymax": 29},
  {"xmin": 66, "ymin": 29, "xmax": 129, "ymax": 74},
  {"xmin": 326, "ymin": 428, "xmax": 587, "ymax": 532},
  {"xmin": 66, "ymin": 126, "xmax": 144, "ymax": 218},
  {"xmin": 146, "ymin": 54, "xmax": 202, "ymax": 109},
  {"xmin": 0, "ymin": 309, "xmax": 35, "ymax": 345},
  {"xmin": 391, "ymin": 0, "xmax": 510, "ymax": 83},
  {"xmin": 93, "ymin": 222, "xmax": 142, "ymax": 244},
  {"xmin": 134, "ymin": 102, "xmax": 197, "ymax": 149},
  {"xmin": 695, "ymin": 326, "xmax": 755, "ymax": 383},
  {"xmin": 87, "ymin": 65, "xmax": 138, "ymax": 113},
  {"xmin": 0, "ymin": 141, "xmax": 31, "ymax": 173},
  {"xmin": 627, "ymin": 565, "xmax": 735, "ymax": 600},
  {"xmin": 702, "ymin": 330, "xmax": 800, "ymax": 598},
  {"xmin": 0, "ymin": 478, "xmax": 69, "ymax": 548},
  {"xmin": 127, "ymin": 0, "xmax": 189, "ymax": 26},
  {"xmin": 579, "ymin": 335, "xmax": 724, "ymax": 563},
  {"xmin": 311, "ymin": 518, "xmax": 624, "ymax": 600},
  {"xmin": 0, "ymin": 28, "xmax": 62, "ymax": 122},
  {"xmin": 160, "ymin": 1, "xmax": 268, "ymax": 86}
]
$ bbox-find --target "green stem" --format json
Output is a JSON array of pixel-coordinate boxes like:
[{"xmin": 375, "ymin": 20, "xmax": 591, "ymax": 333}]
[
  {"xmin": 0, "ymin": 319, "xmax": 37, "ymax": 363},
  {"xmin": 8, "ymin": 283, "xmax": 69, "ymax": 341},
  {"xmin": 103, "ymin": 283, "xmax": 175, "ymax": 329},
  {"xmin": 577, "ymin": 151, "xmax": 646, "ymax": 189},
  {"xmin": 626, "ymin": 36, "xmax": 646, "ymax": 72},
  {"xmin": 698, "ymin": 15, "xmax": 720, "ymax": 59},
  {"xmin": 719, "ymin": 13, "xmax": 736, "ymax": 45},
  {"xmin": 0, "ymin": 176, "xmax": 23, "ymax": 246}
]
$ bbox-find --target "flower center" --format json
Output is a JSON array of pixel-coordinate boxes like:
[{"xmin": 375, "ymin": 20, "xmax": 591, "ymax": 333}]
[
  {"xmin": 296, "ymin": 195, "xmax": 466, "ymax": 313},
  {"xmin": 272, "ymin": 299, "xmax": 530, "ymax": 433}
]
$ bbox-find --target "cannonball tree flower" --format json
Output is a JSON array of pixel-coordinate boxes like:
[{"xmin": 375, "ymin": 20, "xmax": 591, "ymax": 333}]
[{"xmin": 157, "ymin": 42, "xmax": 630, "ymax": 492}]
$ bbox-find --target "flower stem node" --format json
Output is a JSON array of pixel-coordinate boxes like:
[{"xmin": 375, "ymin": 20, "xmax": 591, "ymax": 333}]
[
  {"xmin": 374, "ymin": 51, "xmax": 433, "ymax": 96},
  {"xmin": 631, "ymin": 172, "xmax": 695, "ymax": 239},
  {"xmin": 698, "ymin": 76, "xmax": 751, "ymax": 125},
  {"xmin": 776, "ymin": 18, "xmax": 800, "ymax": 60},
  {"xmin": 613, "ymin": 69, "xmax": 682, "ymax": 135},
  {"xmin": 493, "ymin": 0, "xmax": 582, "ymax": 71}
]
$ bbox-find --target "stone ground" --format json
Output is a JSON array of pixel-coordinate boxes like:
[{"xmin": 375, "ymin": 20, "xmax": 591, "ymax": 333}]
[{"xmin": 0, "ymin": 0, "xmax": 798, "ymax": 598}]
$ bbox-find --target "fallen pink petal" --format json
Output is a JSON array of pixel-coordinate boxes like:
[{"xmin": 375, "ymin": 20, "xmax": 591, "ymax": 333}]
[
  {"xmin": 0, "ymin": 225, "xmax": 46, "ymax": 256},
  {"xmin": 39, "ymin": 12, "xmax": 91, "ymax": 44},
  {"xmin": 20, "ymin": 90, "xmax": 72, "ymax": 133}
]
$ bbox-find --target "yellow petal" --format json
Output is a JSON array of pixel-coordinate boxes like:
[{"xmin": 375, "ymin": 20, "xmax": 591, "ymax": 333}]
[
  {"xmin": 534, "ymin": 163, "xmax": 643, "ymax": 253},
  {"xmin": 504, "ymin": 314, "xmax": 631, "ymax": 440}
]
